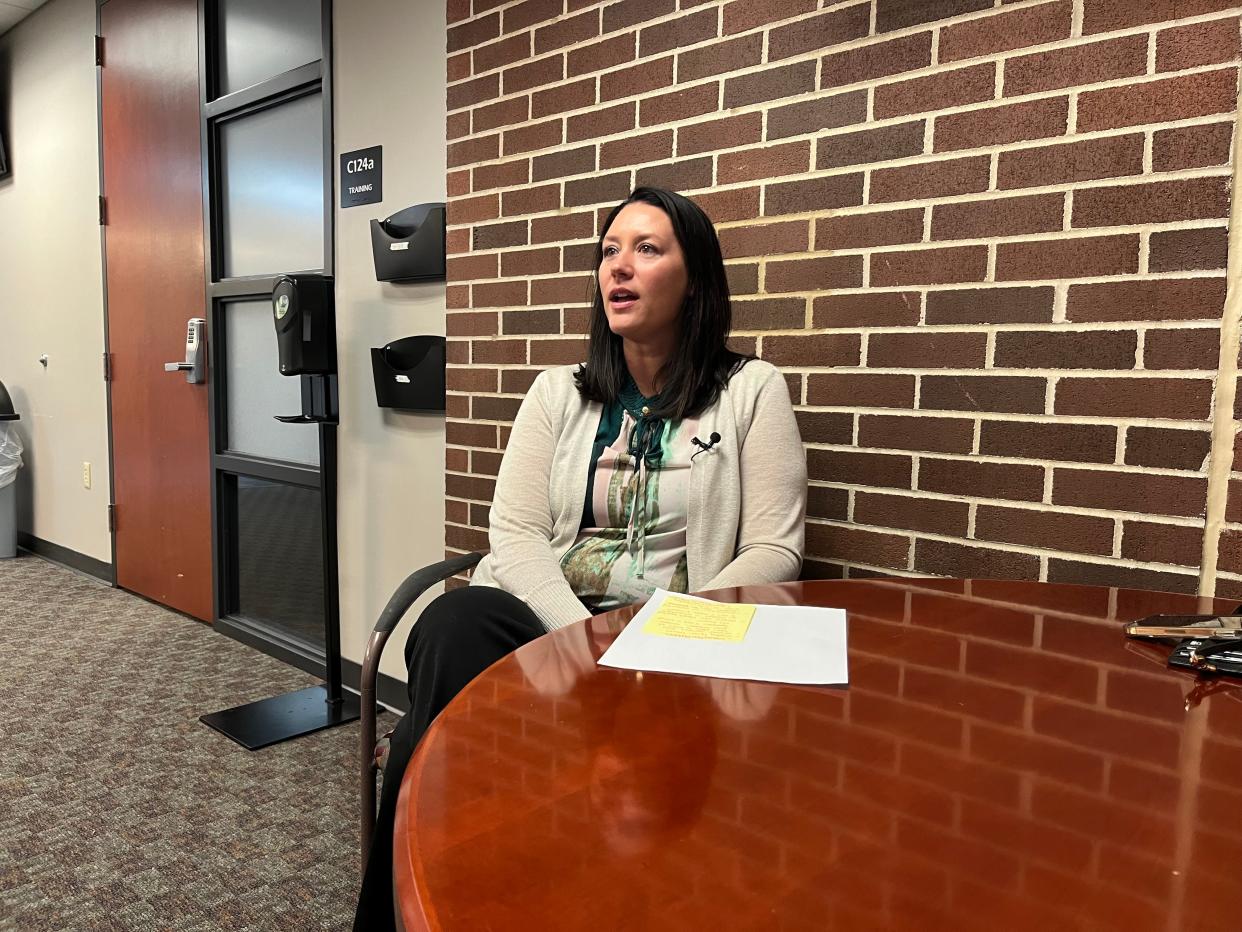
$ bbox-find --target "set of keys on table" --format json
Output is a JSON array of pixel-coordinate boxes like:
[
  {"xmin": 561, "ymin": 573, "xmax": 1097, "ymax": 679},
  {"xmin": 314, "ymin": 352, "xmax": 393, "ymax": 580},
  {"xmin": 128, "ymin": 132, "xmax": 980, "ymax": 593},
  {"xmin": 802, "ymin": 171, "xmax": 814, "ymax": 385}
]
[{"xmin": 1125, "ymin": 615, "xmax": 1242, "ymax": 676}]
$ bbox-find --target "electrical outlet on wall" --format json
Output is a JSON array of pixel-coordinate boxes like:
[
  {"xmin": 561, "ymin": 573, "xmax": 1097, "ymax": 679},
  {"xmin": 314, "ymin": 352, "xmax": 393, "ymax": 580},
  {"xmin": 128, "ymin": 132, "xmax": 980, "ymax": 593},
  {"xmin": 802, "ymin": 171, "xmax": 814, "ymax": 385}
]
[{"xmin": 82, "ymin": 462, "xmax": 91, "ymax": 489}]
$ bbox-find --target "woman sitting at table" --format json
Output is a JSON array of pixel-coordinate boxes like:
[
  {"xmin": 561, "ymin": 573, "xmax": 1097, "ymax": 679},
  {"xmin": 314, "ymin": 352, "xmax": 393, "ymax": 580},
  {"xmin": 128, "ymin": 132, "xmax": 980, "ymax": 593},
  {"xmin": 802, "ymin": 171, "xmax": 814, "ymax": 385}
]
[{"xmin": 354, "ymin": 186, "xmax": 807, "ymax": 930}]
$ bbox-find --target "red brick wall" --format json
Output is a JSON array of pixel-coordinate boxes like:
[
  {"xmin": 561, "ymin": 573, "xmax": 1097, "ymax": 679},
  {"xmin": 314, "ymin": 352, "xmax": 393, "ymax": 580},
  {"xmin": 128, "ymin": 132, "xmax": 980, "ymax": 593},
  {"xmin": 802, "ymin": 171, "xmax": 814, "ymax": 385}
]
[{"xmin": 443, "ymin": 0, "xmax": 1241, "ymax": 596}]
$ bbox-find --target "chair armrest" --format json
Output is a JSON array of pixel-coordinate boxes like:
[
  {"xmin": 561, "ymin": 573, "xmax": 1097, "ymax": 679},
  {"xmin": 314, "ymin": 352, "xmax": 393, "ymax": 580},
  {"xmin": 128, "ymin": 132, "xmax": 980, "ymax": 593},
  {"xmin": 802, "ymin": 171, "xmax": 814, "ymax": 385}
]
[
  {"xmin": 372, "ymin": 551, "xmax": 484, "ymax": 638},
  {"xmin": 360, "ymin": 550, "xmax": 482, "ymax": 875}
]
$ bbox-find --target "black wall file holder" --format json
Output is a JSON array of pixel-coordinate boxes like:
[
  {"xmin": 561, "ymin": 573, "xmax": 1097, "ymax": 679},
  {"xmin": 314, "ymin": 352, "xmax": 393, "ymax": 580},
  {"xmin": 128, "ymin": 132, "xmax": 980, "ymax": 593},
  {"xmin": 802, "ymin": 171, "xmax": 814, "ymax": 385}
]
[
  {"xmin": 370, "ymin": 203, "xmax": 446, "ymax": 282},
  {"xmin": 371, "ymin": 336, "xmax": 446, "ymax": 412}
]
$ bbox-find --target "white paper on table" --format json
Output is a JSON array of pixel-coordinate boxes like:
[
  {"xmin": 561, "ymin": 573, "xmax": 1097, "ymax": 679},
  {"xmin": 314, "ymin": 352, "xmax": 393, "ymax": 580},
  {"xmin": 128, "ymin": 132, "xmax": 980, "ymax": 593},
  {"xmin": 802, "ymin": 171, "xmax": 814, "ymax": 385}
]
[{"xmin": 597, "ymin": 588, "xmax": 848, "ymax": 685}]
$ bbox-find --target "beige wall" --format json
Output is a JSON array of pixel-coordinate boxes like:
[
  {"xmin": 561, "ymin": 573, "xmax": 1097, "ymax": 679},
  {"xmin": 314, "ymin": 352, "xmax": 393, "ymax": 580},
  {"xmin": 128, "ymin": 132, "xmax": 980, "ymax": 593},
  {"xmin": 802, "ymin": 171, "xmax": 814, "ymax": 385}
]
[
  {"xmin": 333, "ymin": 0, "xmax": 448, "ymax": 678},
  {"xmin": 0, "ymin": 0, "xmax": 447, "ymax": 677},
  {"xmin": 0, "ymin": 0, "xmax": 110, "ymax": 563}
]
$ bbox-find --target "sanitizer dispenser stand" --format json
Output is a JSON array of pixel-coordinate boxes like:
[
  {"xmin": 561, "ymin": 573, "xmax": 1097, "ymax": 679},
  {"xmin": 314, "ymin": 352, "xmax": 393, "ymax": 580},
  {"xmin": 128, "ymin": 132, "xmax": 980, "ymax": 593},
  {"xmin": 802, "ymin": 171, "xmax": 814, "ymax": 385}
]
[{"xmin": 199, "ymin": 273, "xmax": 360, "ymax": 750}]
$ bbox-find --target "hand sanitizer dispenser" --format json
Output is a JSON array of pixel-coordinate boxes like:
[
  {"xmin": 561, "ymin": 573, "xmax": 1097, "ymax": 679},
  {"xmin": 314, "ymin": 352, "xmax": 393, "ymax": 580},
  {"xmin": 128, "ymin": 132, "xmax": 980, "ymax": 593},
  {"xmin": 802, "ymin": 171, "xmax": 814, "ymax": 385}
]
[{"xmin": 273, "ymin": 274, "xmax": 336, "ymax": 375}]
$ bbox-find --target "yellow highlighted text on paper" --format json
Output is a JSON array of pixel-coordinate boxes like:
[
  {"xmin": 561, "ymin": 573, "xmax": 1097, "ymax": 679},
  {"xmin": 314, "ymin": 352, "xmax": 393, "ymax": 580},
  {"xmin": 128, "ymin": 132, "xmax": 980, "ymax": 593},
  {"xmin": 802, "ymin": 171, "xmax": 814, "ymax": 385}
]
[{"xmin": 642, "ymin": 596, "xmax": 756, "ymax": 642}]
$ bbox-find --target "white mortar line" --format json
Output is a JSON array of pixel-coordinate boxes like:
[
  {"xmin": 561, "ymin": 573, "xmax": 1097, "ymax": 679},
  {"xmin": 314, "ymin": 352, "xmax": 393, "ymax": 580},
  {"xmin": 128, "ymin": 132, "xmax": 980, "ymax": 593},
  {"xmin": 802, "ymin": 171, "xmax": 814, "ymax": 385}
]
[
  {"xmin": 803, "ymin": 518, "xmax": 1205, "ymax": 576},
  {"xmin": 811, "ymin": 439, "xmax": 1214, "ymax": 470},
  {"xmin": 804, "ymin": 483, "xmax": 1210, "ymax": 524}
]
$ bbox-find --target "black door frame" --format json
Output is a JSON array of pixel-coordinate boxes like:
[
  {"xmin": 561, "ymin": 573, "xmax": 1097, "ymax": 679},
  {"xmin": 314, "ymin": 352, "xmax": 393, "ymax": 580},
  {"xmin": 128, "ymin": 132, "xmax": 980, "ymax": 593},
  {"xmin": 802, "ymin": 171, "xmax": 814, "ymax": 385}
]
[{"xmin": 198, "ymin": 0, "xmax": 337, "ymax": 675}]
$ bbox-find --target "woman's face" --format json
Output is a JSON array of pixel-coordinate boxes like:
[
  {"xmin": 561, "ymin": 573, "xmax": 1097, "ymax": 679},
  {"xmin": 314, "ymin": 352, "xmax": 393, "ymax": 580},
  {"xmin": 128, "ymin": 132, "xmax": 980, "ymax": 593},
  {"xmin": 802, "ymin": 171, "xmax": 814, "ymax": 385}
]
[{"xmin": 598, "ymin": 203, "xmax": 690, "ymax": 348}]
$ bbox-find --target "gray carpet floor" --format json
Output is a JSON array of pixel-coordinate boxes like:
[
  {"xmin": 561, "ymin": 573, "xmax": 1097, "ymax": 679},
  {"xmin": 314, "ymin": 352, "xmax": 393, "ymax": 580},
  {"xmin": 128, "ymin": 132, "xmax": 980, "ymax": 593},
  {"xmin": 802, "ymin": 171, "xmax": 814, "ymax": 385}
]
[{"xmin": 0, "ymin": 554, "xmax": 392, "ymax": 931}]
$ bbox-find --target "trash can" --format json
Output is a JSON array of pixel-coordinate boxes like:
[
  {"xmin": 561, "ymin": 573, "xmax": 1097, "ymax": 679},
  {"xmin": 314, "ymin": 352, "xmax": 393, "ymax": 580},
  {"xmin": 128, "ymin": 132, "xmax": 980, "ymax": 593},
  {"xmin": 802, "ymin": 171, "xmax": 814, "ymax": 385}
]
[{"xmin": 0, "ymin": 379, "xmax": 22, "ymax": 559}]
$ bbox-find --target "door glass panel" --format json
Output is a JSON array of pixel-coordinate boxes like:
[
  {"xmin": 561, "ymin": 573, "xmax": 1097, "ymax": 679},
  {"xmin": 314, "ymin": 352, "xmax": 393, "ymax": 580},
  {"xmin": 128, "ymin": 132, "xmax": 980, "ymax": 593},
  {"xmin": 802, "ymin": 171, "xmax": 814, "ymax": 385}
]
[
  {"xmin": 224, "ymin": 300, "xmax": 320, "ymax": 466},
  {"xmin": 217, "ymin": 92, "xmax": 324, "ymax": 279},
  {"xmin": 217, "ymin": 0, "xmax": 321, "ymax": 97},
  {"xmin": 234, "ymin": 475, "xmax": 325, "ymax": 650}
]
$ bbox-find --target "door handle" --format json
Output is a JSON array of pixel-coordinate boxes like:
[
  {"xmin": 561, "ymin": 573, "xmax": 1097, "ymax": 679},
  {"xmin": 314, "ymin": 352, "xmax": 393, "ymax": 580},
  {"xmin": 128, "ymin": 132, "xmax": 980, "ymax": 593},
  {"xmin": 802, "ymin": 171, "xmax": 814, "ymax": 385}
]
[{"xmin": 165, "ymin": 318, "xmax": 206, "ymax": 384}]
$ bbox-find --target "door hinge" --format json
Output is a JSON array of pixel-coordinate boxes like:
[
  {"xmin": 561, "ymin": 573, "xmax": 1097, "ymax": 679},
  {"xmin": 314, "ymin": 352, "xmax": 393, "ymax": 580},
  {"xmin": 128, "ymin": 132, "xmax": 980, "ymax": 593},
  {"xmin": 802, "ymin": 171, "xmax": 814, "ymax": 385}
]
[
  {"xmin": 107, "ymin": 503, "xmax": 116, "ymax": 533},
  {"xmin": 103, "ymin": 352, "xmax": 112, "ymax": 382},
  {"xmin": 95, "ymin": 35, "xmax": 104, "ymax": 67},
  {"xmin": 99, "ymin": 195, "xmax": 106, "ymax": 225}
]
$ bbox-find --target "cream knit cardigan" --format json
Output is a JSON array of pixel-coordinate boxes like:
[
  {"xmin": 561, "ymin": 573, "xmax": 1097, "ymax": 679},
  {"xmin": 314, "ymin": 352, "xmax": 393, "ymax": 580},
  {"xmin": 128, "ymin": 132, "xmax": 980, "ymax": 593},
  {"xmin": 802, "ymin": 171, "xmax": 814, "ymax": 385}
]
[{"xmin": 470, "ymin": 359, "xmax": 808, "ymax": 631}]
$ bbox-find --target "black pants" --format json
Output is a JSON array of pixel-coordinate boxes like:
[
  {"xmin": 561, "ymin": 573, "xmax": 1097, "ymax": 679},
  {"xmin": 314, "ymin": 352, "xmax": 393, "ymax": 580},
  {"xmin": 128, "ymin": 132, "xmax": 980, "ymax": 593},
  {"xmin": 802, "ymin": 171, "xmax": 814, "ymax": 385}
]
[{"xmin": 353, "ymin": 585, "xmax": 544, "ymax": 932}]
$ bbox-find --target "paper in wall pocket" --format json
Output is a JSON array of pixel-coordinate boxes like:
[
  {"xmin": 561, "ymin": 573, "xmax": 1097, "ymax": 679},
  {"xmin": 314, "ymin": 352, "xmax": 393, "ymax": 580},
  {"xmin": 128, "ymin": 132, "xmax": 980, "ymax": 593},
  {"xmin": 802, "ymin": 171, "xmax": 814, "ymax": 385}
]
[
  {"xmin": 370, "ymin": 203, "xmax": 445, "ymax": 282},
  {"xmin": 370, "ymin": 336, "xmax": 446, "ymax": 411}
]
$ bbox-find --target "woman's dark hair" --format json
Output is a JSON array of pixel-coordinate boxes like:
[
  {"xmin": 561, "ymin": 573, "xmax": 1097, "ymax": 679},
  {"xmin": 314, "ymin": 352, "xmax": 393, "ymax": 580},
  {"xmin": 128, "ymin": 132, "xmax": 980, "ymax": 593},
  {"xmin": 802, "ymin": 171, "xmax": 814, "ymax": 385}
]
[{"xmin": 573, "ymin": 187, "xmax": 753, "ymax": 420}]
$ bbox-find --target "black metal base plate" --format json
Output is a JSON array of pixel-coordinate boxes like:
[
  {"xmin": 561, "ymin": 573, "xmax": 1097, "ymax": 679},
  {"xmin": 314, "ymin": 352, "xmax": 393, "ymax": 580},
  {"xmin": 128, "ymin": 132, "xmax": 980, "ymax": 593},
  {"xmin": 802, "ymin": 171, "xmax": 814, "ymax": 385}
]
[{"xmin": 200, "ymin": 685, "xmax": 360, "ymax": 750}]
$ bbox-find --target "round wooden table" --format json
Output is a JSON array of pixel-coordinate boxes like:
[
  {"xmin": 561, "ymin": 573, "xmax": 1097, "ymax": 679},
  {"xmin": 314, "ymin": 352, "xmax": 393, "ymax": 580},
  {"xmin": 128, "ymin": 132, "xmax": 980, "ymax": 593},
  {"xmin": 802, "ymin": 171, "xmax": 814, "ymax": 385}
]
[{"xmin": 394, "ymin": 579, "xmax": 1242, "ymax": 931}]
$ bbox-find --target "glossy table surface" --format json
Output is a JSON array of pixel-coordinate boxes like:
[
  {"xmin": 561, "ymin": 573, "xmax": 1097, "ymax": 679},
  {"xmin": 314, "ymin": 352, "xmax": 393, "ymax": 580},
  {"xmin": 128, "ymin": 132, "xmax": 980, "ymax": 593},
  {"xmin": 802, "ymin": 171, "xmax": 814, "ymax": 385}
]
[{"xmin": 394, "ymin": 579, "xmax": 1242, "ymax": 931}]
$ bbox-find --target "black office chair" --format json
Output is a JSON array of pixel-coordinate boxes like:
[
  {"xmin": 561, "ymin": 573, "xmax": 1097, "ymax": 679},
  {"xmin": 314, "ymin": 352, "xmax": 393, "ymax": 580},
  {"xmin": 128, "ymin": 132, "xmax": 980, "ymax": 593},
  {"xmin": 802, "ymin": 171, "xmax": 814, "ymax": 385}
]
[{"xmin": 358, "ymin": 551, "xmax": 482, "ymax": 873}]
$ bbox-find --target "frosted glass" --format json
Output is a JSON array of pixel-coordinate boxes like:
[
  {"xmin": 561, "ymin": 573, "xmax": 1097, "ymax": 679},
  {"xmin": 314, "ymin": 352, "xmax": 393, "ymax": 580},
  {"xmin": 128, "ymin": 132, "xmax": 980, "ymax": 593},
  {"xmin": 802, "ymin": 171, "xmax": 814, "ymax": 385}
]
[
  {"xmin": 217, "ymin": 0, "xmax": 321, "ymax": 97},
  {"xmin": 224, "ymin": 300, "xmax": 320, "ymax": 466},
  {"xmin": 218, "ymin": 93, "xmax": 324, "ymax": 278}
]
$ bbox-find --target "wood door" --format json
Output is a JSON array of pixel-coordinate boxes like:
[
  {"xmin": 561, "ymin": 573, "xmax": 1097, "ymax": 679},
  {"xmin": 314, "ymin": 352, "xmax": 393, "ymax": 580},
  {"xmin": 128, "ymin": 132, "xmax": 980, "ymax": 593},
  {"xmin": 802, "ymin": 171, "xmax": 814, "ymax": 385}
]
[{"xmin": 100, "ymin": 0, "xmax": 212, "ymax": 621}]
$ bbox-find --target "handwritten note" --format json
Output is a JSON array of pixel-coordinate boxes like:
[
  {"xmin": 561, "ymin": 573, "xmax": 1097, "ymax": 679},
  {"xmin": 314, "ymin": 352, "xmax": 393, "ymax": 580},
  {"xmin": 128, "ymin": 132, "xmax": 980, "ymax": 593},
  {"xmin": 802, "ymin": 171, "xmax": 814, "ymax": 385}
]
[
  {"xmin": 600, "ymin": 589, "xmax": 849, "ymax": 684},
  {"xmin": 642, "ymin": 595, "xmax": 756, "ymax": 642}
]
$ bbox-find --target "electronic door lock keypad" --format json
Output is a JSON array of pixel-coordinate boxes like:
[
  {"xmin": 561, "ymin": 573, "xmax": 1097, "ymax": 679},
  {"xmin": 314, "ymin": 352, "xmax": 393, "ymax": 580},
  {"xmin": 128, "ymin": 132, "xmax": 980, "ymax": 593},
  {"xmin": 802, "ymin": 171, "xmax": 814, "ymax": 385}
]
[{"xmin": 164, "ymin": 318, "xmax": 206, "ymax": 383}]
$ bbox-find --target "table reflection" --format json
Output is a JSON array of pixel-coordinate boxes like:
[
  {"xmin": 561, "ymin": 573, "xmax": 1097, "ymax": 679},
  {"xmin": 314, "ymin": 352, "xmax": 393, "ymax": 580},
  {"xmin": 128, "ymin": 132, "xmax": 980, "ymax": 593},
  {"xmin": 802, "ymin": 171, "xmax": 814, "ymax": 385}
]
[{"xmin": 397, "ymin": 578, "xmax": 1242, "ymax": 931}]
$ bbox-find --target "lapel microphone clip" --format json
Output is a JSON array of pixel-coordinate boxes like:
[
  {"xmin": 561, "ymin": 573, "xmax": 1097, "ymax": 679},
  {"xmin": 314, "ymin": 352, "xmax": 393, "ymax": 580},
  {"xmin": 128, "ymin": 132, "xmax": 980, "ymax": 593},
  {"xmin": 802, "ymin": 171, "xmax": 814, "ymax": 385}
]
[{"xmin": 690, "ymin": 432, "xmax": 721, "ymax": 460}]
